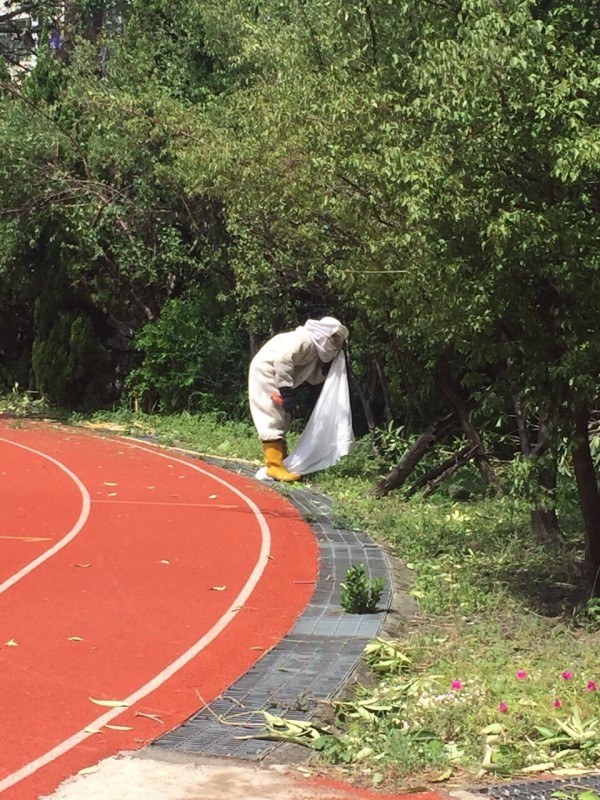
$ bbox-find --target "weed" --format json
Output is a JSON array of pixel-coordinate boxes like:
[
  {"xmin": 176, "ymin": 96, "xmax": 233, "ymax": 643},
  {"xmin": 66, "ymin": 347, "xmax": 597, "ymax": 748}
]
[{"xmin": 340, "ymin": 565, "xmax": 385, "ymax": 614}]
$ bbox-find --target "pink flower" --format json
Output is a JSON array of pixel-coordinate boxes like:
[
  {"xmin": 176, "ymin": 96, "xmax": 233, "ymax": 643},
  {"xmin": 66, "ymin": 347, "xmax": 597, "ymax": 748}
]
[
  {"xmin": 553, "ymin": 699, "xmax": 562, "ymax": 709},
  {"xmin": 561, "ymin": 671, "xmax": 573, "ymax": 681},
  {"xmin": 451, "ymin": 680, "xmax": 464, "ymax": 691},
  {"xmin": 587, "ymin": 681, "xmax": 597, "ymax": 692},
  {"xmin": 516, "ymin": 670, "xmax": 527, "ymax": 680},
  {"xmin": 498, "ymin": 702, "xmax": 508, "ymax": 713}
]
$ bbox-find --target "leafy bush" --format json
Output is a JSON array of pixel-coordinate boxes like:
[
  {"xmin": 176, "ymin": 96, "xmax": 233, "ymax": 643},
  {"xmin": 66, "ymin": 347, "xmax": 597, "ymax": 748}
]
[
  {"xmin": 32, "ymin": 305, "xmax": 111, "ymax": 410},
  {"xmin": 126, "ymin": 296, "xmax": 248, "ymax": 417}
]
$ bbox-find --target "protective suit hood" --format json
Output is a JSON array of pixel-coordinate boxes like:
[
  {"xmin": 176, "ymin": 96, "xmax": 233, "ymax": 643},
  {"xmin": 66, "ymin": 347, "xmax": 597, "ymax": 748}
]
[{"xmin": 303, "ymin": 317, "xmax": 349, "ymax": 363}]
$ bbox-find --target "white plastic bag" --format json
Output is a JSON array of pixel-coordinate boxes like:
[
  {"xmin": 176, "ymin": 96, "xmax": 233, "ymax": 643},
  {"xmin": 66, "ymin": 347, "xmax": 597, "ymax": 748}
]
[{"xmin": 283, "ymin": 351, "xmax": 354, "ymax": 475}]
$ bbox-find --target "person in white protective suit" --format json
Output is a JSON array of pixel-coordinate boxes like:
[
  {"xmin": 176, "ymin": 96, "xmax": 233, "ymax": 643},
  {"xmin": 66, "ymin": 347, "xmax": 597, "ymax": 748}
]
[{"xmin": 248, "ymin": 316, "xmax": 350, "ymax": 482}]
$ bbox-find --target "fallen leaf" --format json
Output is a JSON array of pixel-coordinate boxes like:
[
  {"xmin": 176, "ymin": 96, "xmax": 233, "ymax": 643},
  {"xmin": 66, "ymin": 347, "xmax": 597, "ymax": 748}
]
[
  {"xmin": 211, "ymin": 585, "xmax": 227, "ymax": 591},
  {"xmin": 89, "ymin": 698, "xmax": 129, "ymax": 708},
  {"xmin": 0, "ymin": 536, "xmax": 52, "ymax": 542},
  {"xmin": 75, "ymin": 563, "xmax": 91, "ymax": 568},
  {"xmin": 5, "ymin": 639, "xmax": 18, "ymax": 647},
  {"xmin": 83, "ymin": 422, "xmax": 126, "ymax": 432},
  {"xmin": 518, "ymin": 698, "xmax": 537, "ymax": 707},
  {"xmin": 250, "ymin": 646, "xmax": 265, "ymax": 651},
  {"xmin": 84, "ymin": 728, "xmax": 103, "ymax": 735},
  {"xmin": 78, "ymin": 766, "xmax": 100, "ymax": 776},
  {"xmin": 431, "ymin": 768, "xmax": 453, "ymax": 782},
  {"xmin": 521, "ymin": 762, "xmax": 554, "ymax": 773},
  {"xmin": 105, "ymin": 724, "xmax": 133, "ymax": 731},
  {"xmin": 68, "ymin": 636, "xmax": 84, "ymax": 642},
  {"xmin": 107, "ymin": 493, "xmax": 118, "ymax": 497},
  {"xmin": 147, "ymin": 486, "xmax": 155, "ymax": 490},
  {"xmin": 209, "ymin": 494, "xmax": 218, "ymax": 499},
  {"xmin": 134, "ymin": 711, "xmax": 164, "ymax": 725},
  {"xmin": 159, "ymin": 560, "xmax": 170, "ymax": 565},
  {"xmin": 552, "ymin": 767, "xmax": 594, "ymax": 777},
  {"xmin": 103, "ymin": 482, "xmax": 118, "ymax": 486}
]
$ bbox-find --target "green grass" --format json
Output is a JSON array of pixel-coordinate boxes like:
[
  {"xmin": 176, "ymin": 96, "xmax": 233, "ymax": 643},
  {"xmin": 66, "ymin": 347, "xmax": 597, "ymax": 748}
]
[{"xmin": 2, "ymin": 397, "xmax": 599, "ymax": 788}]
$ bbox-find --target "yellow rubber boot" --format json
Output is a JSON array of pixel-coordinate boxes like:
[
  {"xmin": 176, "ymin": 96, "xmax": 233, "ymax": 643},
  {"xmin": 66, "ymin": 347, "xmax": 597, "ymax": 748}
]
[{"xmin": 262, "ymin": 441, "xmax": 301, "ymax": 482}]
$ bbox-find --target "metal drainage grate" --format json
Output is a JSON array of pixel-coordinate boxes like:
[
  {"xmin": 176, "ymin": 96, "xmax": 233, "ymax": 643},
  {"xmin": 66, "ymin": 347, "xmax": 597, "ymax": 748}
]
[
  {"xmin": 472, "ymin": 774, "xmax": 600, "ymax": 800},
  {"xmin": 151, "ymin": 466, "xmax": 392, "ymax": 760}
]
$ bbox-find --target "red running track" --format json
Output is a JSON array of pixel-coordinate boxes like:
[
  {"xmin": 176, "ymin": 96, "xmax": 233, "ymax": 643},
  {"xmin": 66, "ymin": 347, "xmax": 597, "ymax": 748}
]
[{"xmin": 0, "ymin": 420, "xmax": 318, "ymax": 800}]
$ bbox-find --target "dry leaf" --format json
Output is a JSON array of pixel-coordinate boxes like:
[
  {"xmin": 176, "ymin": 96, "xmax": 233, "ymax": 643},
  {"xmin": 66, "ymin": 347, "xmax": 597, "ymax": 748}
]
[
  {"xmin": 107, "ymin": 493, "xmax": 118, "ymax": 497},
  {"xmin": 159, "ymin": 560, "xmax": 170, "ymax": 565},
  {"xmin": 75, "ymin": 563, "xmax": 91, "ymax": 568},
  {"xmin": 78, "ymin": 766, "xmax": 100, "ymax": 776},
  {"xmin": 552, "ymin": 767, "xmax": 594, "ymax": 777},
  {"xmin": 5, "ymin": 639, "xmax": 18, "ymax": 647},
  {"xmin": 250, "ymin": 646, "xmax": 265, "ymax": 651},
  {"xmin": 211, "ymin": 585, "xmax": 227, "ymax": 591},
  {"xmin": 134, "ymin": 712, "xmax": 164, "ymax": 725},
  {"xmin": 103, "ymin": 482, "xmax": 118, "ymax": 486},
  {"xmin": 68, "ymin": 636, "xmax": 84, "ymax": 642},
  {"xmin": 89, "ymin": 697, "xmax": 129, "ymax": 708},
  {"xmin": 0, "ymin": 536, "xmax": 51, "ymax": 542},
  {"xmin": 209, "ymin": 494, "xmax": 218, "ymax": 499},
  {"xmin": 105, "ymin": 724, "xmax": 133, "ymax": 731},
  {"xmin": 84, "ymin": 728, "xmax": 103, "ymax": 735}
]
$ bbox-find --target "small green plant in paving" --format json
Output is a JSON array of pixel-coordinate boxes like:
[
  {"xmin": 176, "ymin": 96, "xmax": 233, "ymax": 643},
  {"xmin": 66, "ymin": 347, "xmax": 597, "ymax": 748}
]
[{"xmin": 340, "ymin": 565, "xmax": 384, "ymax": 614}]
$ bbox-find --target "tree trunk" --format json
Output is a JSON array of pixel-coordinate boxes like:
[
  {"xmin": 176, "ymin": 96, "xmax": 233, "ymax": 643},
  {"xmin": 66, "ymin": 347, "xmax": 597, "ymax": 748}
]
[
  {"xmin": 347, "ymin": 359, "xmax": 379, "ymax": 450},
  {"xmin": 513, "ymin": 397, "xmax": 562, "ymax": 544},
  {"xmin": 437, "ymin": 374, "xmax": 501, "ymax": 494},
  {"xmin": 374, "ymin": 357, "xmax": 393, "ymax": 423},
  {"xmin": 371, "ymin": 413, "xmax": 454, "ymax": 498},
  {"xmin": 249, "ymin": 332, "xmax": 261, "ymax": 359},
  {"xmin": 530, "ymin": 461, "xmax": 562, "ymax": 545},
  {"xmin": 572, "ymin": 405, "xmax": 600, "ymax": 591}
]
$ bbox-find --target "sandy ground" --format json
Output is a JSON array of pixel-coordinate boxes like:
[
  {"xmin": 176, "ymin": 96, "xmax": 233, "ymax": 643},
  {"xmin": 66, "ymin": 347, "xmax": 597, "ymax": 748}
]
[{"xmin": 38, "ymin": 750, "xmax": 451, "ymax": 800}]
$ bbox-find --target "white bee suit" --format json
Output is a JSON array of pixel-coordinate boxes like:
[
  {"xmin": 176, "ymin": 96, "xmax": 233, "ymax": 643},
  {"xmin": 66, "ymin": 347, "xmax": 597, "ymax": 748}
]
[
  {"xmin": 283, "ymin": 352, "xmax": 354, "ymax": 475},
  {"xmin": 248, "ymin": 317, "xmax": 349, "ymax": 442},
  {"xmin": 248, "ymin": 327, "xmax": 325, "ymax": 442}
]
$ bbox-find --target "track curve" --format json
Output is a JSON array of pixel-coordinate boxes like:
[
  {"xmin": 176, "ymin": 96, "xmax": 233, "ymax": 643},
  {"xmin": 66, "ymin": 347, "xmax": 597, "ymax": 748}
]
[{"xmin": 0, "ymin": 420, "xmax": 318, "ymax": 800}]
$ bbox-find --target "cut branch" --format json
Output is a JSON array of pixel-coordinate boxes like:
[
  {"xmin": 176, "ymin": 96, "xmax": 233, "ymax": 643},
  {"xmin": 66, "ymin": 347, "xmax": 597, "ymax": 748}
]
[
  {"xmin": 405, "ymin": 445, "xmax": 476, "ymax": 498},
  {"xmin": 371, "ymin": 413, "xmax": 455, "ymax": 498}
]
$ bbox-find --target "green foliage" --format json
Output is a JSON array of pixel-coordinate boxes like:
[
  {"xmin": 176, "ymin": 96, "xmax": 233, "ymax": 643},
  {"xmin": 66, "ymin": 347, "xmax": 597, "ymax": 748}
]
[
  {"xmin": 0, "ymin": 384, "xmax": 55, "ymax": 418},
  {"xmin": 31, "ymin": 304, "xmax": 111, "ymax": 409},
  {"xmin": 126, "ymin": 295, "xmax": 248, "ymax": 416},
  {"xmin": 340, "ymin": 564, "xmax": 385, "ymax": 614},
  {"xmin": 79, "ymin": 408, "xmax": 260, "ymax": 461}
]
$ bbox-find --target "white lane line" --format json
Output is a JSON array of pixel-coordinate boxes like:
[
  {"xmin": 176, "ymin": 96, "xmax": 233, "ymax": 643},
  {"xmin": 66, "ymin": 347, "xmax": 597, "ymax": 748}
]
[
  {"xmin": 0, "ymin": 442, "xmax": 272, "ymax": 794},
  {"xmin": 0, "ymin": 437, "xmax": 91, "ymax": 596},
  {"xmin": 92, "ymin": 499, "xmax": 239, "ymax": 509}
]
